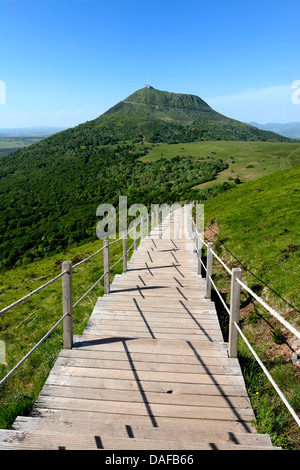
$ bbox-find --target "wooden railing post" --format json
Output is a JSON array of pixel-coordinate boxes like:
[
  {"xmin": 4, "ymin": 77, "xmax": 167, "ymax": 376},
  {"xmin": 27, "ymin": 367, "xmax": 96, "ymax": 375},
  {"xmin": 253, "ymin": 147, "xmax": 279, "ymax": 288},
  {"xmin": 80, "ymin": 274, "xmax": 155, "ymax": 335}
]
[
  {"xmin": 123, "ymin": 235, "xmax": 127, "ymax": 272},
  {"xmin": 146, "ymin": 213, "xmax": 149, "ymax": 237},
  {"xmin": 62, "ymin": 261, "xmax": 73, "ymax": 349},
  {"xmin": 103, "ymin": 239, "xmax": 110, "ymax": 294},
  {"xmin": 192, "ymin": 221, "xmax": 197, "ymax": 253},
  {"xmin": 229, "ymin": 268, "xmax": 242, "ymax": 358},
  {"xmin": 134, "ymin": 222, "xmax": 138, "ymax": 251},
  {"xmin": 205, "ymin": 242, "xmax": 213, "ymax": 299},
  {"xmin": 141, "ymin": 216, "xmax": 144, "ymax": 240},
  {"xmin": 197, "ymin": 233, "xmax": 202, "ymax": 276}
]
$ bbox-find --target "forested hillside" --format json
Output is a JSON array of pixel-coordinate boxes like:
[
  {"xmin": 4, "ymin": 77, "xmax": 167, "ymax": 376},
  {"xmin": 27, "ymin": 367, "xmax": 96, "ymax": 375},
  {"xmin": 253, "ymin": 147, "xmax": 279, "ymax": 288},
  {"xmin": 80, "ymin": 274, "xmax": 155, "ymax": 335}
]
[
  {"xmin": 0, "ymin": 87, "xmax": 294, "ymax": 269},
  {"xmin": 0, "ymin": 140, "xmax": 228, "ymax": 268}
]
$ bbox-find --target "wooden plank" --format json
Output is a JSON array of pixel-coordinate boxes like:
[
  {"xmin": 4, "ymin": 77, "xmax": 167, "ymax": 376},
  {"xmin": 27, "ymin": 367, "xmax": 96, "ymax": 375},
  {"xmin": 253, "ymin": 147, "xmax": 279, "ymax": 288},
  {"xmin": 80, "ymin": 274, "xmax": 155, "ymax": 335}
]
[
  {"xmin": 94, "ymin": 299, "xmax": 216, "ymax": 309},
  {"xmin": 91, "ymin": 304, "xmax": 217, "ymax": 313},
  {"xmin": 84, "ymin": 325, "xmax": 223, "ymax": 337},
  {"xmin": 53, "ymin": 356, "xmax": 241, "ymax": 376},
  {"xmin": 107, "ymin": 292, "xmax": 208, "ymax": 300},
  {"xmin": 59, "ymin": 347, "xmax": 240, "ymax": 367},
  {"xmin": 45, "ymin": 374, "xmax": 250, "ymax": 398},
  {"xmin": 73, "ymin": 336, "xmax": 229, "ymax": 357},
  {"xmin": 13, "ymin": 417, "xmax": 272, "ymax": 447},
  {"xmin": 90, "ymin": 313, "xmax": 220, "ymax": 323},
  {"xmin": 90, "ymin": 313, "xmax": 218, "ymax": 322},
  {"xmin": 84, "ymin": 329, "xmax": 224, "ymax": 342},
  {"xmin": 49, "ymin": 364, "xmax": 246, "ymax": 386},
  {"xmin": 74, "ymin": 334, "xmax": 228, "ymax": 348},
  {"xmin": 83, "ymin": 329, "xmax": 224, "ymax": 342},
  {"xmin": 111, "ymin": 274, "xmax": 203, "ymax": 281},
  {"xmin": 109, "ymin": 284, "xmax": 206, "ymax": 292},
  {"xmin": 92, "ymin": 304, "xmax": 217, "ymax": 314},
  {"xmin": 87, "ymin": 318, "xmax": 223, "ymax": 330},
  {"xmin": 115, "ymin": 272, "xmax": 202, "ymax": 278},
  {"xmin": 29, "ymin": 407, "xmax": 256, "ymax": 432},
  {"xmin": 40, "ymin": 384, "xmax": 251, "ymax": 410},
  {"xmin": 35, "ymin": 395, "xmax": 255, "ymax": 422},
  {"xmin": 0, "ymin": 429, "xmax": 279, "ymax": 450}
]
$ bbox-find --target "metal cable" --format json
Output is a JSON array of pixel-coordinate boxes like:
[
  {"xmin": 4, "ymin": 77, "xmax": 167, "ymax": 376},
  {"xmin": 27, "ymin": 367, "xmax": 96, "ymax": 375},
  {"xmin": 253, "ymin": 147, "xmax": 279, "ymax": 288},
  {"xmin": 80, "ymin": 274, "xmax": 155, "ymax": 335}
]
[
  {"xmin": 0, "ymin": 312, "xmax": 68, "ymax": 387},
  {"xmin": 210, "ymin": 248, "xmax": 232, "ymax": 276},
  {"xmin": 234, "ymin": 321, "xmax": 300, "ymax": 428},
  {"xmin": 127, "ymin": 242, "xmax": 135, "ymax": 253},
  {"xmin": 110, "ymin": 255, "xmax": 125, "ymax": 270},
  {"xmin": 72, "ymin": 246, "xmax": 104, "ymax": 268},
  {"xmin": 73, "ymin": 272, "xmax": 106, "ymax": 308},
  {"xmin": 209, "ymin": 275, "xmax": 231, "ymax": 315},
  {"xmin": 0, "ymin": 270, "xmax": 68, "ymax": 316},
  {"xmin": 236, "ymin": 278, "xmax": 300, "ymax": 340}
]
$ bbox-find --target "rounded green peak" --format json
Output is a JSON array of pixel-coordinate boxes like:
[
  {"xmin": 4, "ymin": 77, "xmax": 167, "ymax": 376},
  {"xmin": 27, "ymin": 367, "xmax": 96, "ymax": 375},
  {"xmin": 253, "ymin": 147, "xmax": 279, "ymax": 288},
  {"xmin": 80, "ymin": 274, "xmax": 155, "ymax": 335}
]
[{"xmin": 124, "ymin": 87, "xmax": 212, "ymax": 111}]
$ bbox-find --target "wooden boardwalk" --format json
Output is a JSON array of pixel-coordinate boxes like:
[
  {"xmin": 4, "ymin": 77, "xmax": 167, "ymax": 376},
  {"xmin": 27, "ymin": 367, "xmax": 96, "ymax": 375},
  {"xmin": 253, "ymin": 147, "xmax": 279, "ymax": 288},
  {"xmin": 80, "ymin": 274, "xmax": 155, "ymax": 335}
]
[{"xmin": 0, "ymin": 208, "xmax": 280, "ymax": 450}]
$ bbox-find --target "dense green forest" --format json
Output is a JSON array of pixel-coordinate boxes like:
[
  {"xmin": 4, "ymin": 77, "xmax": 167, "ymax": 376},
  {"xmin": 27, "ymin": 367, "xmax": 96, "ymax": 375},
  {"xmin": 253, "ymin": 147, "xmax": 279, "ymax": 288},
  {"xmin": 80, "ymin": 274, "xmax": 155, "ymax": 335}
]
[{"xmin": 0, "ymin": 139, "xmax": 229, "ymax": 269}]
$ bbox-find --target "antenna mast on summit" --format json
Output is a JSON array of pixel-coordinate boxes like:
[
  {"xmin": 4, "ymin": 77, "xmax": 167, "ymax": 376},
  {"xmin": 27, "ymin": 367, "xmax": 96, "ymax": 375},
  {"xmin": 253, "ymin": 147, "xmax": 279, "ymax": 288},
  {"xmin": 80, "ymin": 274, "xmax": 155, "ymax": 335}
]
[{"xmin": 145, "ymin": 76, "xmax": 153, "ymax": 89}]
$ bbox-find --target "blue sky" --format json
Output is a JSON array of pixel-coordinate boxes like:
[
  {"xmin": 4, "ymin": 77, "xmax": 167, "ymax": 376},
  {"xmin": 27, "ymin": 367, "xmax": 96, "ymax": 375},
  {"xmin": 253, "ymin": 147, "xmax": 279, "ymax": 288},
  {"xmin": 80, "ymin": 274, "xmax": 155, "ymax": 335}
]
[{"xmin": 1, "ymin": 0, "xmax": 300, "ymax": 128}]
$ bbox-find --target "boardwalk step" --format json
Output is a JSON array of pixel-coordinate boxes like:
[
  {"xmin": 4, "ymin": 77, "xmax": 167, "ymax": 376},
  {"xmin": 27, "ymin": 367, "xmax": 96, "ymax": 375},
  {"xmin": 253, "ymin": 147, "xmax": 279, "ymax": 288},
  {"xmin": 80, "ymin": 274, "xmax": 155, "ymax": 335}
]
[
  {"xmin": 12, "ymin": 416, "xmax": 272, "ymax": 446},
  {"xmin": 0, "ymin": 429, "xmax": 280, "ymax": 450}
]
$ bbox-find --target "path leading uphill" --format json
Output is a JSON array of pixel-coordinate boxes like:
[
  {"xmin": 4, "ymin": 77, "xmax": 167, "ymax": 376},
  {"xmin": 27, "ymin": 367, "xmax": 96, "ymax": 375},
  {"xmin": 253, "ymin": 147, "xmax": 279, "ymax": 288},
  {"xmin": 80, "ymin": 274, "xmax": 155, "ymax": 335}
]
[{"xmin": 0, "ymin": 208, "xmax": 280, "ymax": 450}]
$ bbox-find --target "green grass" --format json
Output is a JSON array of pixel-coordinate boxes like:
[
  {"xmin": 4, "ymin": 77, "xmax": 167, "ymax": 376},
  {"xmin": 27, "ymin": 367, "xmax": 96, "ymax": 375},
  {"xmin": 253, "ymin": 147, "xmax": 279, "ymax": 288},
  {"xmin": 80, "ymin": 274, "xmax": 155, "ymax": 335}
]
[
  {"xmin": 203, "ymin": 164, "xmax": 300, "ymax": 312},
  {"xmin": 141, "ymin": 140, "xmax": 300, "ymax": 187},
  {"xmin": 201, "ymin": 164, "xmax": 300, "ymax": 449},
  {"xmin": 0, "ymin": 235, "xmax": 136, "ymax": 428},
  {"xmin": 238, "ymin": 340, "xmax": 300, "ymax": 450}
]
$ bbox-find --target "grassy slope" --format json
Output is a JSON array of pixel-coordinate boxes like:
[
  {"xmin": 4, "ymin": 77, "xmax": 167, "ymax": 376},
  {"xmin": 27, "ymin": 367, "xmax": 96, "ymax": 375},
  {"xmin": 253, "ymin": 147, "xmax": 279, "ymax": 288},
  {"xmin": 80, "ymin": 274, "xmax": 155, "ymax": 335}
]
[
  {"xmin": 202, "ymin": 165, "xmax": 300, "ymax": 449},
  {"xmin": 113, "ymin": 87, "xmax": 221, "ymax": 121},
  {"xmin": 203, "ymin": 164, "xmax": 300, "ymax": 312},
  {"xmin": 141, "ymin": 141, "xmax": 300, "ymax": 187}
]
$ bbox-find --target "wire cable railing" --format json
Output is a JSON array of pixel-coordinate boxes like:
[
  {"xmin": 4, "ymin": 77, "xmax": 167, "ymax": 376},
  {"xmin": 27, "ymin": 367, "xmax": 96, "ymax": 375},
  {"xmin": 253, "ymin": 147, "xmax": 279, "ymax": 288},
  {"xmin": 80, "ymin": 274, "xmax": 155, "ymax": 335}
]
[
  {"xmin": 236, "ymin": 278, "xmax": 300, "ymax": 341},
  {"xmin": 0, "ymin": 270, "xmax": 68, "ymax": 317},
  {"xmin": 0, "ymin": 313, "xmax": 68, "ymax": 387},
  {"xmin": 72, "ymin": 245, "xmax": 105, "ymax": 269},
  {"xmin": 189, "ymin": 213, "xmax": 300, "ymax": 340},
  {"xmin": 72, "ymin": 272, "xmax": 106, "ymax": 309},
  {"xmin": 188, "ymin": 210, "xmax": 300, "ymax": 428},
  {"xmin": 0, "ymin": 205, "xmax": 165, "ymax": 386},
  {"xmin": 0, "ymin": 215, "xmax": 152, "ymax": 387}
]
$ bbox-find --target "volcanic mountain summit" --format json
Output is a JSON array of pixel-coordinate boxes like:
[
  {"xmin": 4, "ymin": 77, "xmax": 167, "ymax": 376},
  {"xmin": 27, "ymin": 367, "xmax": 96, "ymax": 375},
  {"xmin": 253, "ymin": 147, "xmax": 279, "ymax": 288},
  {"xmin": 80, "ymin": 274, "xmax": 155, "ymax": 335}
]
[{"xmin": 96, "ymin": 86, "xmax": 290, "ymax": 143}]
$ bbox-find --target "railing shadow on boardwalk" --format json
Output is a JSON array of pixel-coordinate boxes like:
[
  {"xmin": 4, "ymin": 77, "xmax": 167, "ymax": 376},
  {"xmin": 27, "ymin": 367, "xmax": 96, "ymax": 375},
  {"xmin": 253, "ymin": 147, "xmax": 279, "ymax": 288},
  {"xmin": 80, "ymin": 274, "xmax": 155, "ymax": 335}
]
[
  {"xmin": 72, "ymin": 334, "xmax": 253, "ymax": 434},
  {"xmin": 186, "ymin": 341, "xmax": 253, "ymax": 434}
]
